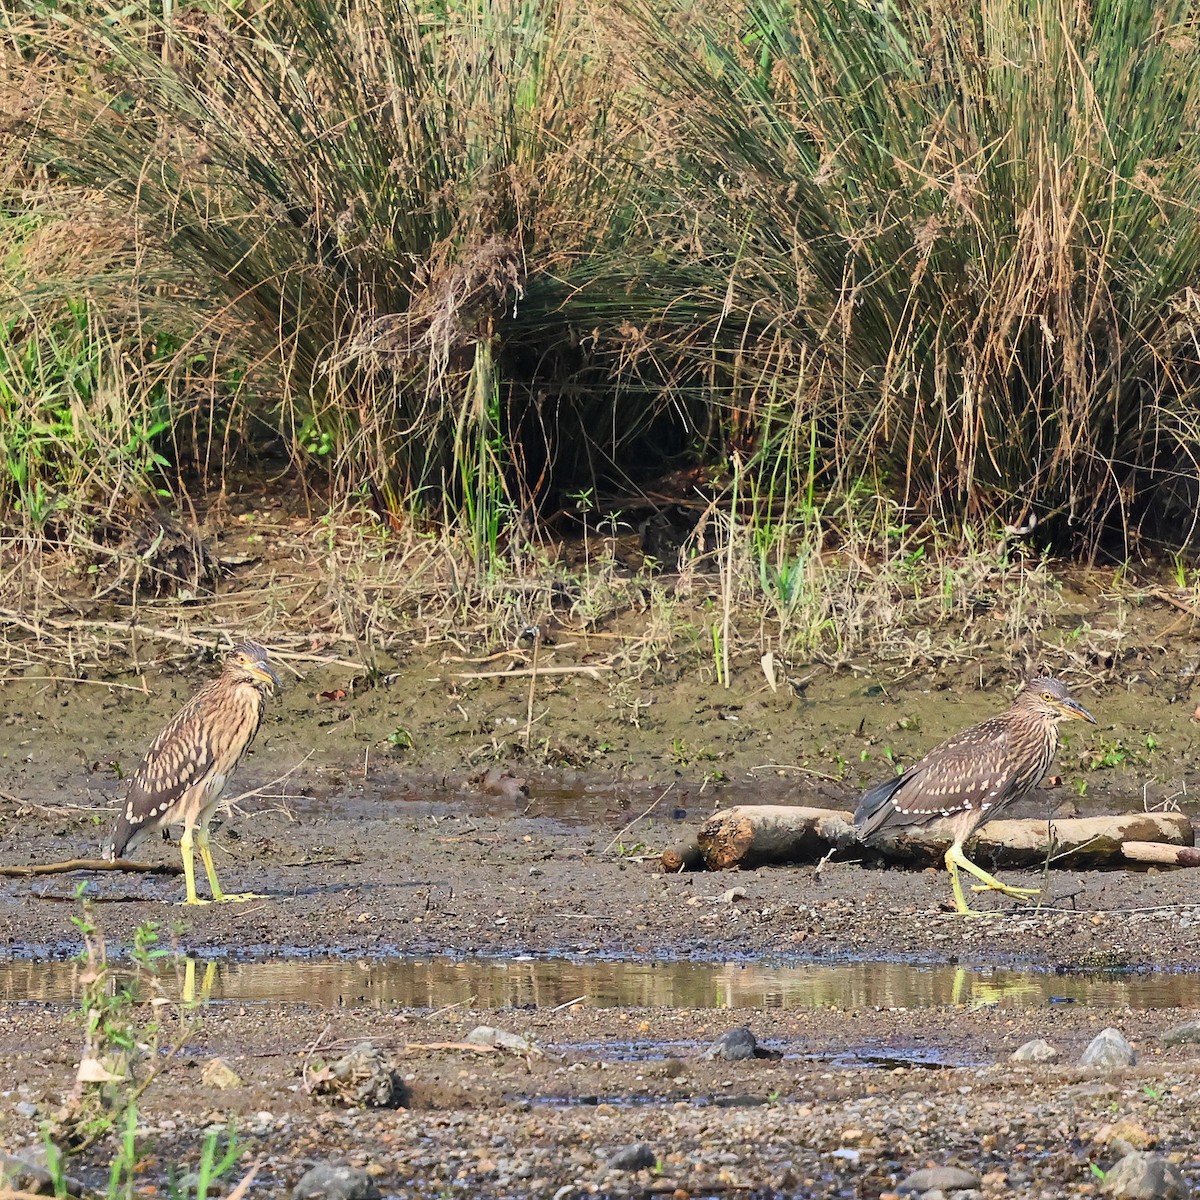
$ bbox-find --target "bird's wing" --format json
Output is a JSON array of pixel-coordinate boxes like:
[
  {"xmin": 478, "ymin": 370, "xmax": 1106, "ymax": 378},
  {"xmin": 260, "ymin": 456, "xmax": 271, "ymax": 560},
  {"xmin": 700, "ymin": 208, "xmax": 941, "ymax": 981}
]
[
  {"xmin": 855, "ymin": 719, "xmax": 1013, "ymax": 840},
  {"xmin": 109, "ymin": 703, "xmax": 218, "ymax": 857}
]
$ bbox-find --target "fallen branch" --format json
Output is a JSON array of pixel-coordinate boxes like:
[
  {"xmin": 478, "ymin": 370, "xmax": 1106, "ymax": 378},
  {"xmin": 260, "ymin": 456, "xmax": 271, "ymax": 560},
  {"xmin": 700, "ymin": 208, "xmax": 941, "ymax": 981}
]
[
  {"xmin": 1121, "ymin": 841, "xmax": 1200, "ymax": 868},
  {"xmin": 0, "ymin": 858, "xmax": 183, "ymax": 878},
  {"xmin": 660, "ymin": 838, "xmax": 705, "ymax": 872},
  {"xmin": 692, "ymin": 805, "xmax": 1194, "ymax": 871}
]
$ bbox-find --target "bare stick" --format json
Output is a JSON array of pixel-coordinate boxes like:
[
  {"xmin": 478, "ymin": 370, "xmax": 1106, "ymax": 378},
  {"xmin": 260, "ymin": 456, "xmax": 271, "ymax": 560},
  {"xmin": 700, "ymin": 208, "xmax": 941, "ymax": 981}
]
[
  {"xmin": 453, "ymin": 665, "xmax": 608, "ymax": 680},
  {"xmin": 523, "ymin": 629, "xmax": 540, "ymax": 746},
  {"xmin": 0, "ymin": 859, "xmax": 183, "ymax": 878},
  {"xmin": 602, "ymin": 784, "xmax": 674, "ymax": 855},
  {"xmin": 223, "ymin": 1159, "xmax": 264, "ymax": 1200}
]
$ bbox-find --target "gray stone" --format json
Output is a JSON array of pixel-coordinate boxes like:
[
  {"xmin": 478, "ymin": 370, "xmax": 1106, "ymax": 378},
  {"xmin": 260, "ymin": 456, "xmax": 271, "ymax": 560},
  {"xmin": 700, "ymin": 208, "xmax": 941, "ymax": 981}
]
[
  {"xmin": 703, "ymin": 1026, "xmax": 782, "ymax": 1061},
  {"xmin": 896, "ymin": 1166, "xmax": 980, "ymax": 1195},
  {"xmin": 293, "ymin": 1162, "xmax": 381, "ymax": 1200},
  {"xmin": 1, "ymin": 1153, "xmax": 84, "ymax": 1197},
  {"xmin": 309, "ymin": 1043, "xmax": 408, "ymax": 1108},
  {"xmin": 1100, "ymin": 1151, "xmax": 1189, "ymax": 1199},
  {"xmin": 1081, "ymin": 1028, "xmax": 1137, "ymax": 1068},
  {"xmin": 604, "ymin": 1143, "xmax": 657, "ymax": 1173},
  {"xmin": 1011, "ymin": 1038, "xmax": 1059, "ymax": 1063},
  {"xmin": 1158, "ymin": 1018, "xmax": 1200, "ymax": 1047},
  {"xmin": 464, "ymin": 1026, "xmax": 532, "ymax": 1053}
]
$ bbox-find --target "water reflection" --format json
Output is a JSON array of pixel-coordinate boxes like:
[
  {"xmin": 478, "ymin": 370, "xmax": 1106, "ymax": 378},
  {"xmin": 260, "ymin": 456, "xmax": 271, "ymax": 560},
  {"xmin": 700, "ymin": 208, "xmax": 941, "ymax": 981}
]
[{"xmin": 0, "ymin": 955, "xmax": 1197, "ymax": 1011}]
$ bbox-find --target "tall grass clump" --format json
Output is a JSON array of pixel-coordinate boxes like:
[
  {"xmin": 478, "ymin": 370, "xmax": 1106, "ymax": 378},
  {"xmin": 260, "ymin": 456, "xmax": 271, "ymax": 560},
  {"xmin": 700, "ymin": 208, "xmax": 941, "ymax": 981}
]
[
  {"xmin": 624, "ymin": 0, "xmax": 1200, "ymax": 554},
  {"xmin": 12, "ymin": 0, "xmax": 670, "ymax": 548}
]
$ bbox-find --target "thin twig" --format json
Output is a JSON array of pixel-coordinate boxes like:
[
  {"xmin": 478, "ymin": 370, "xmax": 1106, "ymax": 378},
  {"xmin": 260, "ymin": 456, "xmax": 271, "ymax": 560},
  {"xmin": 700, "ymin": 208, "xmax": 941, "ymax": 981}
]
[
  {"xmin": 223, "ymin": 1159, "xmax": 264, "ymax": 1200},
  {"xmin": 523, "ymin": 629, "xmax": 541, "ymax": 746},
  {"xmin": 601, "ymin": 784, "xmax": 674, "ymax": 855},
  {"xmin": 453, "ymin": 665, "xmax": 608, "ymax": 680}
]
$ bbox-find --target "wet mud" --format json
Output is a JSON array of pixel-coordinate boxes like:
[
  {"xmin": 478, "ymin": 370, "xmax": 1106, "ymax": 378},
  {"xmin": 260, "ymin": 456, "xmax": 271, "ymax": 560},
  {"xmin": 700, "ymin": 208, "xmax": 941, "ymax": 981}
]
[{"xmin": 2, "ymin": 613, "xmax": 1200, "ymax": 1197}]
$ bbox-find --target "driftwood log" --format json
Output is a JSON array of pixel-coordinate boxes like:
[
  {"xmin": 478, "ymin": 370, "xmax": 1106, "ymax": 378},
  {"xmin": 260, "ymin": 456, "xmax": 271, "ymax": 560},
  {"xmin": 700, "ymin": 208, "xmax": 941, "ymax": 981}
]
[
  {"xmin": 1121, "ymin": 840, "xmax": 1200, "ymax": 868},
  {"xmin": 670, "ymin": 805, "xmax": 1195, "ymax": 872}
]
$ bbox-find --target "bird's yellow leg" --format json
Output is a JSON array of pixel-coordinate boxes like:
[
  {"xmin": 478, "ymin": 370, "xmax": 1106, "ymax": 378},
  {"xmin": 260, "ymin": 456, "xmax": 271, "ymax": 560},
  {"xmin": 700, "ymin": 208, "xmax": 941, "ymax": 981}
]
[
  {"xmin": 178, "ymin": 828, "xmax": 210, "ymax": 906},
  {"xmin": 951, "ymin": 844, "xmax": 1040, "ymax": 899},
  {"xmin": 943, "ymin": 844, "xmax": 980, "ymax": 915},
  {"xmin": 197, "ymin": 827, "xmax": 265, "ymax": 903}
]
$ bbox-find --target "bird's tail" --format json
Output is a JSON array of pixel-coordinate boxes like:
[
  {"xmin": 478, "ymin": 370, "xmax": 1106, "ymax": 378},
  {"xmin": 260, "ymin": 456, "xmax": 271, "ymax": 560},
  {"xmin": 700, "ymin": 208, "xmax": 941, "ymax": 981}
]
[{"xmin": 853, "ymin": 775, "xmax": 906, "ymax": 843}]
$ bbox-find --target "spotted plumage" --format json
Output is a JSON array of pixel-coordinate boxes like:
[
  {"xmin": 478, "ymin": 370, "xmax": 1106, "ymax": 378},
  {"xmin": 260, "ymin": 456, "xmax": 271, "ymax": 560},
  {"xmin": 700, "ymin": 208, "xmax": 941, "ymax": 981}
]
[
  {"xmin": 107, "ymin": 640, "xmax": 281, "ymax": 904},
  {"xmin": 854, "ymin": 676, "xmax": 1096, "ymax": 914}
]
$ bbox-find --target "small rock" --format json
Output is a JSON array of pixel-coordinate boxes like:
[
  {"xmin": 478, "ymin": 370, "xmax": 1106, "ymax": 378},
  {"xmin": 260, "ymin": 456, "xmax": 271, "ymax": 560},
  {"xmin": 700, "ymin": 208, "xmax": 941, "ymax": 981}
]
[
  {"xmin": 1100, "ymin": 1151, "xmax": 1189, "ymax": 1199},
  {"xmin": 1096, "ymin": 1120, "xmax": 1155, "ymax": 1152},
  {"xmin": 896, "ymin": 1166, "xmax": 980, "ymax": 1195},
  {"xmin": 306, "ymin": 1043, "xmax": 408, "ymax": 1108},
  {"xmin": 1157, "ymin": 1018, "xmax": 1200, "ymax": 1046},
  {"xmin": 293, "ymin": 1162, "xmax": 382, "ymax": 1200},
  {"xmin": 1011, "ymin": 1038, "xmax": 1059, "ymax": 1063},
  {"xmin": 1, "ymin": 1153, "xmax": 84, "ymax": 1197},
  {"xmin": 14, "ymin": 1101, "xmax": 37, "ymax": 1118},
  {"xmin": 721, "ymin": 887, "xmax": 748, "ymax": 903},
  {"xmin": 464, "ymin": 1026, "xmax": 533, "ymax": 1053},
  {"xmin": 703, "ymin": 1027, "xmax": 782, "ymax": 1061},
  {"xmin": 200, "ymin": 1057, "xmax": 243, "ymax": 1090},
  {"xmin": 1081, "ymin": 1028, "xmax": 1137, "ymax": 1068},
  {"xmin": 604, "ymin": 1143, "xmax": 657, "ymax": 1173}
]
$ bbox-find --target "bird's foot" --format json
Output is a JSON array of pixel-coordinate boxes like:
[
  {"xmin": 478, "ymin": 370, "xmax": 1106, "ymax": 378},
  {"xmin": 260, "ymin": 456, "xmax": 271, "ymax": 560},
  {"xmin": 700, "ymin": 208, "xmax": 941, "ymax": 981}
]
[
  {"xmin": 213, "ymin": 892, "xmax": 268, "ymax": 903},
  {"xmin": 969, "ymin": 882, "xmax": 1040, "ymax": 898},
  {"xmin": 178, "ymin": 897, "xmax": 213, "ymax": 906}
]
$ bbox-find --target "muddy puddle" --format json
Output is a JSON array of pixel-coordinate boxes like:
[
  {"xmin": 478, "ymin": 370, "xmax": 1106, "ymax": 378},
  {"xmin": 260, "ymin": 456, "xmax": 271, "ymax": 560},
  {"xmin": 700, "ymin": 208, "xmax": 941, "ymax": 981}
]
[{"xmin": 3, "ymin": 953, "xmax": 1199, "ymax": 1012}]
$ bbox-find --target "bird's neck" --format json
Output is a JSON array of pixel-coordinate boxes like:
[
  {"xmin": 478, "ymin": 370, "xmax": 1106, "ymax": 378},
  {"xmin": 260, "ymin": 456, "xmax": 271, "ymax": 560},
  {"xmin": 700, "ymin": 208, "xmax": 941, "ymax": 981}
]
[{"xmin": 1045, "ymin": 720, "xmax": 1061, "ymax": 756}]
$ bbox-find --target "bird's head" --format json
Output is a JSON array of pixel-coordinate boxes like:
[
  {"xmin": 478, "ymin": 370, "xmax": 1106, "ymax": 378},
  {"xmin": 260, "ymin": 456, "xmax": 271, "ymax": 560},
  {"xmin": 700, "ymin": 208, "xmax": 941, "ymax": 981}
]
[
  {"xmin": 1023, "ymin": 676, "xmax": 1096, "ymax": 725},
  {"xmin": 224, "ymin": 640, "xmax": 281, "ymax": 693}
]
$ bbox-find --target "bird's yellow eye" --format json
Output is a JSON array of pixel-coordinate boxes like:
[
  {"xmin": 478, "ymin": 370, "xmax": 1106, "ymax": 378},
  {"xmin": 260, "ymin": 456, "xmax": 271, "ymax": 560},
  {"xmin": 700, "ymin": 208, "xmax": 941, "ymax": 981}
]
[{"xmin": 1041, "ymin": 690, "xmax": 1055, "ymax": 701}]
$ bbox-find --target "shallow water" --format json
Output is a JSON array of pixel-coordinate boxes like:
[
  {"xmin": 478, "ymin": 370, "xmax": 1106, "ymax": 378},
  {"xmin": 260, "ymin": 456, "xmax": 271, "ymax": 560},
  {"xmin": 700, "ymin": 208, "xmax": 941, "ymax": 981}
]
[{"xmin": 2, "ymin": 953, "xmax": 1197, "ymax": 1011}]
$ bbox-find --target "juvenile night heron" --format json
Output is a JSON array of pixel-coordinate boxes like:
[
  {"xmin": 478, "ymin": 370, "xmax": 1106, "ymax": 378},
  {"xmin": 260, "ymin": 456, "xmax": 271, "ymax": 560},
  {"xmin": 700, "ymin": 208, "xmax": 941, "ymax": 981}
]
[
  {"xmin": 107, "ymin": 640, "xmax": 281, "ymax": 905},
  {"xmin": 854, "ymin": 676, "xmax": 1096, "ymax": 915}
]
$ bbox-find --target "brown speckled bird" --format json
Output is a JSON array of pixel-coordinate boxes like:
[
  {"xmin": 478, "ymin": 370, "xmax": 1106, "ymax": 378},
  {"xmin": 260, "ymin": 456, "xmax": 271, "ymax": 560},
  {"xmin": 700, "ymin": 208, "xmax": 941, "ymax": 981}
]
[
  {"xmin": 855, "ymin": 676, "xmax": 1096, "ymax": 914},
  {"xmin": 107, "ymin": 640, "xmax": 281, "ymax": 904}
]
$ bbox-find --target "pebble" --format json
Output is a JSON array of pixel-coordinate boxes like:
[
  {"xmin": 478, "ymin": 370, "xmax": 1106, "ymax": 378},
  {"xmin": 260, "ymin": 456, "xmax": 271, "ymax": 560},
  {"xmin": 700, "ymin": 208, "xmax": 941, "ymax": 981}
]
[
  {"xmin": 1081, "ymin": 1028, "xmax": 1137, "ymax": 1068},
  {"xmin": 603, "ymin": 1142, "xmax": 658, "ymax": 1173},
  {"xmin": 896, "ymin": 1165, "xmax": 980, "ymax": 1195},
  {"xmin": 13, "ymin": 1101, "xmax": 37, "ymax": 1118},
  {"xmin": 1095, "ymin": 1120, "xmax": 1155, "ymax": 1154},
  {"xmin": 1157, "ymin": 1019, "xmax": 1200, "ymax": 1047},
  {"xmin": 702, "ymin": 1027, "xmax": 782, "ymax": 1062},
  {"xmin": 293, "ymin": 1161, "xmax": 382, "ymax": 1200},
  {"xmin": 1100, "ymin": 1151, "xmax": 1189, "ymax": 1199},
  {"xmin": 465, "ymin": 1026, "xmax": 533, "ymax": 1053},
  {"xmin": 1010, "ymin": 1038, "xmax": 1058, "ymax": 1063},
  {"xmin": 200, "ymin": 1057, "xmax": 244, "ymax": 1090}
]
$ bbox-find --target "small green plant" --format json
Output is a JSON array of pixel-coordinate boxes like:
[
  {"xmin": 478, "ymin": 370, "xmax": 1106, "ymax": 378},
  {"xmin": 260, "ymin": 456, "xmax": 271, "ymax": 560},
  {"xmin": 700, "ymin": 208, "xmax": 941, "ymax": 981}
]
[
  {"xmin": 40, "ymin": 888, "xmax": 224, "ymax": 1197},
  {"xmin": 1089, "ymin": 1163, "xmax": 1108, "ymax": 1181},
  {"xmin": 166, "ymin": 1122, "xmax": 241, "ymax": 1200}
]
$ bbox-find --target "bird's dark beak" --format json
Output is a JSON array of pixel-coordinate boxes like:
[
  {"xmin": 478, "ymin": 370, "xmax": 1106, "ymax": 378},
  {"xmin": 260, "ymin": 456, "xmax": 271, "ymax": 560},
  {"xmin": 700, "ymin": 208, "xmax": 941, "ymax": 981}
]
[
  {"xmin": 251, "ymin": 661, "xmax": 282, "ymax": 691},
  {"xmin": 1059, "ymin": 697, "xmax": 1096, "ymax": 724}
]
